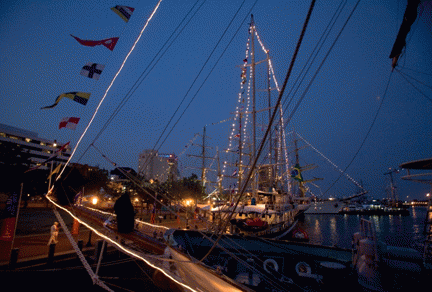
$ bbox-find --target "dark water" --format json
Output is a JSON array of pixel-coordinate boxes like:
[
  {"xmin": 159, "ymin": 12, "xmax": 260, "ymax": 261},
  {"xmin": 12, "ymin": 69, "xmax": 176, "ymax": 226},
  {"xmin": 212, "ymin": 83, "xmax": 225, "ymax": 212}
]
[{"xmin": 297, "ymin": 206, "xmax": 427, "ymax": 252}]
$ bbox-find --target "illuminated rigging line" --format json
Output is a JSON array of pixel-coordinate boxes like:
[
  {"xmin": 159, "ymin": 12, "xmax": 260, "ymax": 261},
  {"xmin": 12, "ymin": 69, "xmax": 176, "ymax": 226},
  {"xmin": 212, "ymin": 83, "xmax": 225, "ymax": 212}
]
[
  {"xmin": 56, "ymin": 0, "xmax": 163, "ymax": 180},
  {"xmin": 44, "ymin": 194, "xmax": 200, "ymax": 292},
  {"xmin": 295, "ymin": 132, "xmax": 363, "ymax": 188},
  {"xmin": 199, "ymin": 0, "xmax": 317, "ymax": 264},
  {"xmin": 82, "ymin": 203, "xmax": 290, "ymax": 290},
  {"xmin": 86, "ymin": 145, "xmax": 288, "ymax": 291},
  {"xmin": 47, "ymin": 2, "xmax": 308, "ymax": 286},
  {"xmin": 254, "ymin": 27, "xmax": 291, "ymax": 190},
  {"xmin": 153, "ymin": 0, "xmax": 258, "ymax": 155},
  {"xmin": 221, "ymin": 23, "xmax": 289, "ymax": 190},
  {"xmin": 77, "ymin": 0, "xmax": 204, "ymax": 163},
  {"xmin": 249, "ymin": 0, "xmax": 347, "ymax": 176},
  {"xmin": 53, "ymin": 197, "xmax": 288, "ymax": 291},
  {"xmin": 323, "ymin": 71, "xmax": 394, "ymax": 195}
]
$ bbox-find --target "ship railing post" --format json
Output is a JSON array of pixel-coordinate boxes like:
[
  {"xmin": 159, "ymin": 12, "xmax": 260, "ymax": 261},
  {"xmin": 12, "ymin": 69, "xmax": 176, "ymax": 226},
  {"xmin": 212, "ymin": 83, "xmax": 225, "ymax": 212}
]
[{"xmin": 95, "ymin": 240, "xmax": 106, "ymax": 276}]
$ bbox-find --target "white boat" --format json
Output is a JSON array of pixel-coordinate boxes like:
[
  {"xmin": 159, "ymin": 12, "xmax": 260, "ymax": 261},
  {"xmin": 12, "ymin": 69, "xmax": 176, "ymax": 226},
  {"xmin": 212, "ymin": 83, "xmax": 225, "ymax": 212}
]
[{"xmin": 304, "ymin": 199, "xmax": 345, "ymax": 214}]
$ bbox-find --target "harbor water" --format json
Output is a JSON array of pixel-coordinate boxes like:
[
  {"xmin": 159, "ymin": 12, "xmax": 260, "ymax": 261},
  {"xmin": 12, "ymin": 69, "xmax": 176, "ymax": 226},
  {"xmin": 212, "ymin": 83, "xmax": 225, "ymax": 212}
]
[{"xmin": 297, "ymin": 206, "xmax": 427, "ymax": 252}]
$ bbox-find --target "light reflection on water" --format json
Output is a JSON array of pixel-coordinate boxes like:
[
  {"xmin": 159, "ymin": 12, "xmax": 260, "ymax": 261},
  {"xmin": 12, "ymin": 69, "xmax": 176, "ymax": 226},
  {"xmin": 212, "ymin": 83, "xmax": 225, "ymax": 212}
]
[{"xmin": 297, "ymin": 207, "xmax": 427, "ymax": 251}]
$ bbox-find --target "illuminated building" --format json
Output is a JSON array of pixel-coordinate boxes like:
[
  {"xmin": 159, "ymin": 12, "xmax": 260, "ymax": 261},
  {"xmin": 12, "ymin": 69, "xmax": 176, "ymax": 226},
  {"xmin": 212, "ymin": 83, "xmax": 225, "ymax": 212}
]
[
  {"xmin": 138, "ymin": 150, "xmax": 178, "ymax": 182},
  {"xmin": 0, "ymin": 123, "xmax": 70, "ymax": 169}
]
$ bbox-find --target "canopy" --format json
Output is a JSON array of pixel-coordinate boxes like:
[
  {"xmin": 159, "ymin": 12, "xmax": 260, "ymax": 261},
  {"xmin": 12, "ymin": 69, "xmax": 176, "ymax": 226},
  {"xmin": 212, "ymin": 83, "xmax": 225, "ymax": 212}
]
[{"xmin": 400, "ymin": 158, "xmax": 432, "ymax": 170}]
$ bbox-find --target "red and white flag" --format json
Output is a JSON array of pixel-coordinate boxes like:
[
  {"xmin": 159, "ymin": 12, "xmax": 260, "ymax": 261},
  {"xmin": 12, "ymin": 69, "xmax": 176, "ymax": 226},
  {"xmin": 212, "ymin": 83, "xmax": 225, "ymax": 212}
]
[
  {"xmin": 71, "ymin": 35, "xmax": 119, "ymax": 51},
  {"xmin": 59, "ymin": 117, "xmax": 80, "ymax": 130}
]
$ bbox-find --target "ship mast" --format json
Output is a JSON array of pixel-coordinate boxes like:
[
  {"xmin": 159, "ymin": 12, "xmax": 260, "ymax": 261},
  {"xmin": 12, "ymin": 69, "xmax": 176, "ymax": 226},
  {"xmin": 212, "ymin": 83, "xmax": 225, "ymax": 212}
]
[
  {"xmin": 251, "ymin": 14, "xmax": 257, "ymax": 200},
  {"xmin": 186, "ymin": 126, "xmax": 214, "ymax": 191}
]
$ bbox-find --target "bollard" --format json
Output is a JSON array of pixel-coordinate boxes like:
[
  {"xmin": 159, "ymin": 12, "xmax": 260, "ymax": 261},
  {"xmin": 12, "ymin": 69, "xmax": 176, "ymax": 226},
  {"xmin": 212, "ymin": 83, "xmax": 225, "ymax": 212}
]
[
  {"xmin": 86, "ymin": 230, "xmax": 92, "ymax": 247},
  {"xmin": 9, "ymin": 248, "xmax": 19, "ymax": 270},
  {"xmin": 78, "ymin": 239, "xmax": 83, "ymax": 251},
  {"xmin": 47, "ymin": 243, "xmax": 56, "ymax": 266}
]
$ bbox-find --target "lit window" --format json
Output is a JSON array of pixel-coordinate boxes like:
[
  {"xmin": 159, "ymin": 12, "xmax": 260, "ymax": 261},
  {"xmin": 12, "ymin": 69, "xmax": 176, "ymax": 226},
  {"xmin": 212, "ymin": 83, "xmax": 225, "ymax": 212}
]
[
  {"xmin": 9, "ymin": 136, "xmax": 18, "ymax": 140},
  {"xmin": 25, "ymin": 138, "xmax": 31, "ymax": 142},
  {"xmin": 40, "ymin": 142, "xmax": 46, "ymax": 146}
]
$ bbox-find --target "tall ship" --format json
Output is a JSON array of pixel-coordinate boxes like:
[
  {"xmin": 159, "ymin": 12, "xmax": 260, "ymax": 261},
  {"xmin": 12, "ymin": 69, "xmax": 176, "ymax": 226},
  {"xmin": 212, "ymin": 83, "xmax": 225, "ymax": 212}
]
[{"xmin": 195, "ymin": 15, "xmax": 312, "ymax": 240}]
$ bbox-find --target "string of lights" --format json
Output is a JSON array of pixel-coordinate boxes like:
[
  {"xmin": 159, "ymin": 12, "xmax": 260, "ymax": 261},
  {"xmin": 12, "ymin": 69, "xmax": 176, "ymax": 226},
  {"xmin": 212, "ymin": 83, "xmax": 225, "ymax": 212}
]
[
  {"xmin": 45, "ymin": 192, "xmax": 199, "ymax": 292},
  {"xmin": 56, "ymin": 0, "xmax": 163, "ymax": 181},
  {"xmin": 221, "ymin": 21, "xmax": 292, "ymax": 193},
  {"xmin": 295, "ymin": 132, "xmax": 363, "ymax": 189}
]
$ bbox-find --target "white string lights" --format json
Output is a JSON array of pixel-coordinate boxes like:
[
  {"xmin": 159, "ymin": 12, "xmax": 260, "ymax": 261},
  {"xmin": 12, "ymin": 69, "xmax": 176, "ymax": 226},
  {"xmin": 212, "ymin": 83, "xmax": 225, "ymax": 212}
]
[
  {"xmin": 296, "ymin": 132, "xmax": 364, "ymax": 189},
  {"xmin": 45, "ymin": 193, "xmax": 198, "ymax": 292},
  {"xmin": 221, "ymin": 33, "xmax": 252, "ymax": 180},
  {"xmin": 221, "ymin": 22, "xmax": 292, "ymax": 193},
  {"xmin": 56, "ymin": 0, "xmax": 163, "ymax": 181}
]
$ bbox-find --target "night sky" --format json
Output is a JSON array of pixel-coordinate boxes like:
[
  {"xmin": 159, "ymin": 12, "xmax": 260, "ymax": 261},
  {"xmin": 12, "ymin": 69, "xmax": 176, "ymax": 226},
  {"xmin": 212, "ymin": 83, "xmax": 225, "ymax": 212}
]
[{"xmin": 1, "ymin": 0, "xmax": 431, "ymax": 200}]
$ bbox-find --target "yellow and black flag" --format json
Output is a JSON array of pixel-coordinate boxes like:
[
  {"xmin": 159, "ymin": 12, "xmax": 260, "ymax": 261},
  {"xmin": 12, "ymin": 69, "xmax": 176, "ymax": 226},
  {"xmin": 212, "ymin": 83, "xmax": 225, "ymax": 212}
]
[
  {"xmin": 111, "ymin": 6, "xmax": 135, "ymax": 22},
  {"xmin": 41, "ymin": 92, "xmax": 90, "ymax": 109}
]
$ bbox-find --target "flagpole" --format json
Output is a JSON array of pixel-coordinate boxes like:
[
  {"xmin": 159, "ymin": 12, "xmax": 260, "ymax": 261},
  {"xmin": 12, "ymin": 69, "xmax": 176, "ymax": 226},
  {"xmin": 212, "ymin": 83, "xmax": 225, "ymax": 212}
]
[
  {"xmin": 48, "ymin": 160, "xmax": 53, "ymax": 192},
  {"xmin": 10, "ymin": 183, "xmax": 23, "ymax": 253}
]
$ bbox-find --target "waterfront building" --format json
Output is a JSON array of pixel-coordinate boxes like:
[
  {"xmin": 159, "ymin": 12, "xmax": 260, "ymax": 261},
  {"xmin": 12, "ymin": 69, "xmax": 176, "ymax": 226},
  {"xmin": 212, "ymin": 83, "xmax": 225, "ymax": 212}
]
[
  {"xmin": 138, "ymin": 150, "xmax": 178, "ymax": 182},
  {"xmin": 0, "ymin": 123, "xmax": 70, "ymax": 169}
]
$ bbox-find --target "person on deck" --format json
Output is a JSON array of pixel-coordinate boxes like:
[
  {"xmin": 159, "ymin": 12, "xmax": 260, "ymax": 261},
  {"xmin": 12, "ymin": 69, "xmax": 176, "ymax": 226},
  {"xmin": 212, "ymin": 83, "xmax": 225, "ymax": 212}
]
[
  {"xmin": 114, "ymin": 193, "xmax": 135, "ymax": 233},
  {"xmin": 47, "ymin": 222, "xmax": 59, "ymax": 245}
]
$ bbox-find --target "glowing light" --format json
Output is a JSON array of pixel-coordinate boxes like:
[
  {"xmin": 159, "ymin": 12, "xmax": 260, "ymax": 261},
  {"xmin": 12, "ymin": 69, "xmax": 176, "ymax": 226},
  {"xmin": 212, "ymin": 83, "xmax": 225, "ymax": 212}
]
[
  {"xmin": 45, "ymin": 192, "xmax": 196, "ymax": 292},
  {"xmin": 296, "ymin": 132, "xmax": 363, "ymax": 188},
  {"xmin": 56, "ymin": 0, "xmax": 163, "ymax": 181},
  {"xmin": 92, "ymin": 197, "xmax": 98, "ymax": 205}
]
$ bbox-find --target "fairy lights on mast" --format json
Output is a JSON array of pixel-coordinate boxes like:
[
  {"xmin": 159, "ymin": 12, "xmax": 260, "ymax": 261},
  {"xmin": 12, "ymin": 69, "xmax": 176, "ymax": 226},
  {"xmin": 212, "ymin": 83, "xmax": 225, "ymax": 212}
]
[
  {"xmin": 221, "ymin": 19, "xmax": 292, "ymax": 193},
  {"xmin": 254, "ymin": 26, "xmax": 291, "ymax": 190}
]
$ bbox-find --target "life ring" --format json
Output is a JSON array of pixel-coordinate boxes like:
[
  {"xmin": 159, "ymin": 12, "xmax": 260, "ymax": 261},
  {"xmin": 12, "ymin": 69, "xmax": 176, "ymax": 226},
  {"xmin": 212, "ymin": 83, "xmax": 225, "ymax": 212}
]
[
  {"xmin": 295, "ymin": 262, "xmax": 312, "ymax": 276},
  {"xmin": 263, "ymin": 259, "xmax": 279, "ymax": 273}
]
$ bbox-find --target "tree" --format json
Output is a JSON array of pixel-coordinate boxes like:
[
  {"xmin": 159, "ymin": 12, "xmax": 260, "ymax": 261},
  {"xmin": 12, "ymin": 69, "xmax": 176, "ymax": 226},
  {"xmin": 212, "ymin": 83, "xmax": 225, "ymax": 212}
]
[
  {"xmin": 54, "ymin": 165, "xmax": 109, "ymax": 205},
  {"xmin": 0, "ymin": 142, "xmax": 33, "ymax": 195}
]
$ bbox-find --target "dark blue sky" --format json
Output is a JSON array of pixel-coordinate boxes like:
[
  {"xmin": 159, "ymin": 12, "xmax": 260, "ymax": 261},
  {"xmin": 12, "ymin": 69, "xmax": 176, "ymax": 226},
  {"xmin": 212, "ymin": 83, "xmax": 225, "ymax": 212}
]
[{"xmin": 1, "ymin": 0, "xmax": 431, "ymax": 200}]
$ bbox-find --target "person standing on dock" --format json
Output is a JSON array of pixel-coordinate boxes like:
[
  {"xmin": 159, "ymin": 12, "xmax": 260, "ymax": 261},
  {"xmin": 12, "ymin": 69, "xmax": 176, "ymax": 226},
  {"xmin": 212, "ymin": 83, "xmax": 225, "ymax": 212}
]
[
  {"xmin": 114, "ymin": 193, "xmax": 135, "ymax": 233},
  {"xmin": 47, "ymin": 222, "xmax": 59, "ymax": 245}
]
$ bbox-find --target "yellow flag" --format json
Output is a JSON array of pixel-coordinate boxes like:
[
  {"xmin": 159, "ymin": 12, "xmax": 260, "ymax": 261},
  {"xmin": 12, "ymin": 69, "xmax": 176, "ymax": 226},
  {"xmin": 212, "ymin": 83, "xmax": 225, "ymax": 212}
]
[{"xmin": 48, "ymin": 164, "xmax": 62, "ymax": 180}]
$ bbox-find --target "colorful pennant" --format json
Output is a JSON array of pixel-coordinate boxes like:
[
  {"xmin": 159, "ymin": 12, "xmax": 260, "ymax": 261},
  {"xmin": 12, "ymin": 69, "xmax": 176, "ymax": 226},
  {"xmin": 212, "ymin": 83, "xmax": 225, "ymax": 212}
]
[
  {"xmin": 71, "ymin": 35, "xmax": 119, "ymax": 51},
  {"xmin": 111, "ymin": 5, "xmax": 135, "ymax": 22},
  {"xmin": 41, "ymin": 92, "xmax": 90, "ymax": 109}
]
